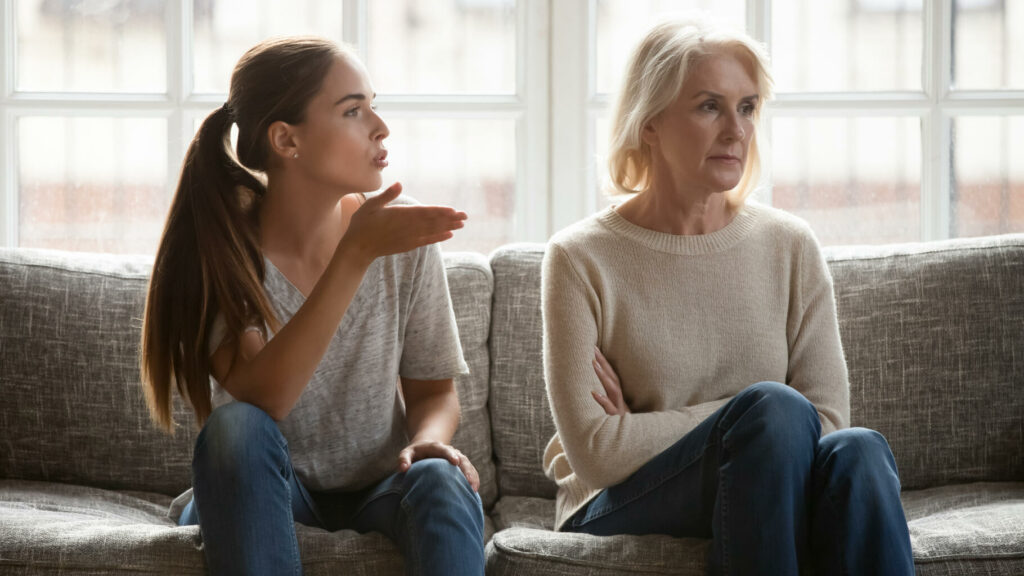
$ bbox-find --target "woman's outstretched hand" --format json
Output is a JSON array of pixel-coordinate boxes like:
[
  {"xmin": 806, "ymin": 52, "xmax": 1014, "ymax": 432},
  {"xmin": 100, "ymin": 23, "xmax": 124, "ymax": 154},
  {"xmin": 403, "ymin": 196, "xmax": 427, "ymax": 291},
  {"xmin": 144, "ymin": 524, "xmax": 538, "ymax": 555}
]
[
  {"xmin": 398, "ymin": 440, "xmax": 480, "ymax": 492},
  {"xmin": 592, "ymin": 346, "xmax": 630, "ymax": 416},
  {"xmin": 341, "ymin": 182, "xmax": 467, "ymax": 266}
]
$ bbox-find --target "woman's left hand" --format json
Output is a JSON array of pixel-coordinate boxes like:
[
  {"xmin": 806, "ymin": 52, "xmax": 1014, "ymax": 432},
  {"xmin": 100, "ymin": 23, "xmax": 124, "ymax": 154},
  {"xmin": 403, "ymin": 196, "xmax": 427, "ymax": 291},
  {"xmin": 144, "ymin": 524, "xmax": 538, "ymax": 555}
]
[
  {"xmin": 398, "ymin": 440, "xmax": 480, "ymax": 492},
  {"xmin": 592, "ymin": 346, "xmax": 631, "ymax": 415}
]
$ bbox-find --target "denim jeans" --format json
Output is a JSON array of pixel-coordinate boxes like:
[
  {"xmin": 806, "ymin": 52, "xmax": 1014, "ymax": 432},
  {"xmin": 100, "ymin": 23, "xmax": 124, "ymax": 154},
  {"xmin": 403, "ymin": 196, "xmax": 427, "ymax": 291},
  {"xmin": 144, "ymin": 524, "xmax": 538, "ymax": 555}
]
[
  {"xmin": 564, "ymin": 381, "xmax": 914, "ymax": 576},
  {"xmin": 177, "ymin": 402, "xmax": 485, "ymax": 576}
]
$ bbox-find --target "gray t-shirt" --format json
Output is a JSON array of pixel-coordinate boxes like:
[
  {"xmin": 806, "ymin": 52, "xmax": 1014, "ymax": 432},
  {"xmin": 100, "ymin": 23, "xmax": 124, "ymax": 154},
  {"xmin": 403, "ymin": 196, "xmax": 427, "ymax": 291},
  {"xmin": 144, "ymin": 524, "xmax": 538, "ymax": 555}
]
[{"xmin": 207, "ymin": 200, "xmax": 468, "ymax": 492}]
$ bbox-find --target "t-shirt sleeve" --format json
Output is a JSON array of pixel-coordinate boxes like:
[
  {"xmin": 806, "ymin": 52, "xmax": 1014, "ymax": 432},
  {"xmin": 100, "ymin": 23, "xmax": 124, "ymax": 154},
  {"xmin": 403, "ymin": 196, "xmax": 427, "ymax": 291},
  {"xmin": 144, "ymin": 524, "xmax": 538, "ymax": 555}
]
[{"xmin": 398, "ymin": 242, "xmax": 470, "ymax": 380}]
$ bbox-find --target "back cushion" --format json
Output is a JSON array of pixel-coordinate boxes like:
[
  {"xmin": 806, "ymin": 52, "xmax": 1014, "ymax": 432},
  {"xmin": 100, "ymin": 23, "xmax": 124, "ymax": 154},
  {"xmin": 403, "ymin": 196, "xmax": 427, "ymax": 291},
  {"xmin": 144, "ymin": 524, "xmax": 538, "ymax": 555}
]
[
  {"xmin": 0, "ymin": 248, "xmax": 197, "ymax": 495},
  {"xmin": 0, "ymin": 248, "xmax": 496, "ymax": 504},
  {"xmin": 441, "ymin": 252, "xmax": 498, "ymax": 508},
  {"xmin": 827, "ymin": 234, "xmax": 1024, "ymax": 489},
  {"xmin": 488, "ymin": 244, "xmax": 555, "ymax": 499},
  {"xmin": 488, "ymin": 235, "xmax": 1024, "ymax": 499}
]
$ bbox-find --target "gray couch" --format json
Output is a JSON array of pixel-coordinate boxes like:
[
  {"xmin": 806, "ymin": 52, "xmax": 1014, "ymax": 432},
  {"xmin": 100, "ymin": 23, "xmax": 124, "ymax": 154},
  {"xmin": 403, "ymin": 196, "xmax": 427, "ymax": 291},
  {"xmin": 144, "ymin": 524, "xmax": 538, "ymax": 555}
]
[{"xmin": 1, "ymin": 234, "xmax": 1022, "ymax": 575}]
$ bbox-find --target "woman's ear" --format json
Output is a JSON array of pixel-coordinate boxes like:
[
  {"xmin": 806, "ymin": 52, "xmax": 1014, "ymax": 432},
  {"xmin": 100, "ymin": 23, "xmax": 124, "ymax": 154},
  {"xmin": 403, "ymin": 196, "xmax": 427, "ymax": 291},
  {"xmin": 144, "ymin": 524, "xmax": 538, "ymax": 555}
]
[
  {"xmin": 267, "ymin": 120, "xmax": 299, "ymax": 161},
  {"xmin": 640, "ymin": 118, "xmax": 659, "ymax": 148}
]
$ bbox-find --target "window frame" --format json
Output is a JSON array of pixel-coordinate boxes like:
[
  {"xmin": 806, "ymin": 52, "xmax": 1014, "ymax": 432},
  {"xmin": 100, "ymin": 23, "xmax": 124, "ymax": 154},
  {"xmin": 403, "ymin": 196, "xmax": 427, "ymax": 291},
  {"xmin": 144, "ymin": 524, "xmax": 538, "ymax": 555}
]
[
  {"xmin": 550, "ymin": 0, "xmax": 1024, "ymax": 242},
  {"xmin": 1, "ymin": 0, "xmax": 1022, "ymax": 249},
  {"xmin": 0, "ymin": 0, "xmax": 550, "ymax": 248}
]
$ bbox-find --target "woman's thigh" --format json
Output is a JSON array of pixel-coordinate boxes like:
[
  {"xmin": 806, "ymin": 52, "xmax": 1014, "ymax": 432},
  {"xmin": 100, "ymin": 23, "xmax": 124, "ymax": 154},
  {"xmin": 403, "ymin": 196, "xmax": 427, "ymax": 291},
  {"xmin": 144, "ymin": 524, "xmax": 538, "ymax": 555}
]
[{"xmin": 564, "ymin": 407, "xmax": 721, "ymax": 538}]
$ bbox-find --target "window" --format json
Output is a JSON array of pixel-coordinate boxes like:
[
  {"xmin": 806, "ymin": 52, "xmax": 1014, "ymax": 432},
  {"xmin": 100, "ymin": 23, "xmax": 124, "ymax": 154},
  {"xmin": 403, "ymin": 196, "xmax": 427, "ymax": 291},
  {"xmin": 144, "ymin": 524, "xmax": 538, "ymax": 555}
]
[
  {"xmin": 2, "ymin": 0, "xmax": 544, "ymax": 254},
  {"xmin": 553, "ymin": 0, "xmax": 1024, "ymax": 244},
  {"xmin": 1, "ymin": 0, "xmax": 1021, "ymax": 253}
]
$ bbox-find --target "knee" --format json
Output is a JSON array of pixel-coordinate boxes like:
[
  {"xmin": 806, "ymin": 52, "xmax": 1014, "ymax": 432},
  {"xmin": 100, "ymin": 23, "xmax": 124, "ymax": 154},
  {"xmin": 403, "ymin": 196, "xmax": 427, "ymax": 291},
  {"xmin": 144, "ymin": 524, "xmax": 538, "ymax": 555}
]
[
  {"xmin": 401, "ymin": 459, "xmax": 477, "ymax": 507},
  {"xmin": 194, "ymin": 402, "xmax": 283, "ymax": 471},
  {"xmin": 730, "ymin": 381, "xmax": 820, "ymax": 441},
  {"xmin": 817, "ymin": 428, "xmax": 900, "ymax": 487}
]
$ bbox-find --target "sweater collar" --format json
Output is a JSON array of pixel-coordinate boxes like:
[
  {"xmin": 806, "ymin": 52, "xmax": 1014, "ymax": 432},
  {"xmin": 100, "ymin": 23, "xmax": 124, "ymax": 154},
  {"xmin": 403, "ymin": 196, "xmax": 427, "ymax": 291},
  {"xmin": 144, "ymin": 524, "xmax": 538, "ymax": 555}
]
[{"xmin": 598, "ymin": 201, "xmax": 762, "ymax": 255}]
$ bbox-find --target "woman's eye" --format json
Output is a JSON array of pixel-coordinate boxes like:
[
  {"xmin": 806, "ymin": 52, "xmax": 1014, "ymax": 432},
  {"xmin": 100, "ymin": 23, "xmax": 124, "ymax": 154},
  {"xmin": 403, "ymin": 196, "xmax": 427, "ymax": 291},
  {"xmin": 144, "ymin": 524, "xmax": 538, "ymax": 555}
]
[
  {"xmin": 700, "ymin": 101, "xmax": 718, "ymax": 112},
  {"xmin": 344, "ymin": 106, "xmax": 360, "ymax": 117},
  {"xmin": 740, "ymin": 103, "xmax": 756, "ymax": 116}
]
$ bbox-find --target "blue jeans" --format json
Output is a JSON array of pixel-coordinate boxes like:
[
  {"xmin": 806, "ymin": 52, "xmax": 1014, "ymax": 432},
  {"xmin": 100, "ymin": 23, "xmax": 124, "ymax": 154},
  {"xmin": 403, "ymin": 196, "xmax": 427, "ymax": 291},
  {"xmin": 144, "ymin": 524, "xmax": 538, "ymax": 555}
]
[
  {"xmin": 564, "ymin": 381, "xmax": 914, "ymax": 576},
  {"xmin": 177, "ymin": 402, "xmax": 485, "ymax": 576}
]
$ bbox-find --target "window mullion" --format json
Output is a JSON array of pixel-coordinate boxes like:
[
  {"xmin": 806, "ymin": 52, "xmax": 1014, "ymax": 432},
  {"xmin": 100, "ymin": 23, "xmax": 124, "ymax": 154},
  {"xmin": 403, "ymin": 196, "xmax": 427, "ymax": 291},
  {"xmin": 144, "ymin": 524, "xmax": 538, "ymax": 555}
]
[
  {"xmin": 1, "ymin": 0, "xmax": 14, "ymax": 247},
  {"xmin": 921, "ymin": 0, "xmax": 953, "ymax": 242},
  {"xmin": 344, "ymin": 0, "xmax": 367, "ymax": 58},
  {"xmin": 550, "ymin": 0, "xmax": 592, "ymax": 234},
  {"xmin": 747, "ymin": 0, "xmax": 770, "ymax": 45},
  {"xmin": 167, "ymin": 0, "xmax": 189, "ymax": 204},
  {"xmin": 520, "ymin": 0, "xmax": 550, "ymax": 242}
]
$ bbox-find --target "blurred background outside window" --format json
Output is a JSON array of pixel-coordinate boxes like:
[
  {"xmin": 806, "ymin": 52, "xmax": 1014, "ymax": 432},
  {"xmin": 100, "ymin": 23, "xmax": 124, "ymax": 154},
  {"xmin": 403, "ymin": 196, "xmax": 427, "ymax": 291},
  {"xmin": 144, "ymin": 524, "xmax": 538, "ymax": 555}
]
[{"xmin": 2, "ymin": 0, "xmax": 1021, "ymax": 254}]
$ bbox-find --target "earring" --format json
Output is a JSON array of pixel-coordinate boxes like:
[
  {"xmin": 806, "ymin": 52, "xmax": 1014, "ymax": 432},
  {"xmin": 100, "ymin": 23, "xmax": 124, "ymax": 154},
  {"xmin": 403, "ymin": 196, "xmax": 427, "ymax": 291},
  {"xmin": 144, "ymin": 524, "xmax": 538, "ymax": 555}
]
[{"xmin": 292, "ymin": 153, "xmax": 299, "ymax": 159}]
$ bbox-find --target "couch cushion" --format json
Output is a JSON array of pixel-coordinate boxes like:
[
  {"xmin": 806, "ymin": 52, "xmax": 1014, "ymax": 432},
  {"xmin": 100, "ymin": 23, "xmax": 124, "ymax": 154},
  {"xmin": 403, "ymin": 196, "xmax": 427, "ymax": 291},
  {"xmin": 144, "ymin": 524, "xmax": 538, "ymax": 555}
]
[
  {"xmin": 487, "ymin": 482, "xmax": 1024, "ymax": 576},
  {"xmin": 826, "ymin": 234, "xmax": 1024, "ymax": 490},
  {"xmin": 488, "ymin": 244, "xmax": 555, "ymax": 499},
  {"xmin": 903, "ymin": 482, "xmax": 1024, "ymax": 575},
  {"xmin": 0, "ymin": 248, "xmax": 496, "ymax": 504},
  {"xmin": 0, "ymin": 248, "xmax": 198, "ymax": 496},
  {"xmin": 0, "ymin": 479, "xmax": 412, "ymax": 575},
  {"xmin": 486, "ymin": 526, "xmax": 711, "ymax": 576},
  {"xmin": 440, "ymin": 252, "xmax": 498, "ymax": 508}
]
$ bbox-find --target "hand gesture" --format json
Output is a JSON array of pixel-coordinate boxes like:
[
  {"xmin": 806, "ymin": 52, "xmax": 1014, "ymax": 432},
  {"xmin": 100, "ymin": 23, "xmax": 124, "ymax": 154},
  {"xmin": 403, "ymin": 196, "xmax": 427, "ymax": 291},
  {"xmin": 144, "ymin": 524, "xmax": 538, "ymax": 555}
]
[
  {"xmin": 342, "ymin": 183, "xmax": 468, "ymax": 265},
  {"xmin": 397, "ymin": 440, "xmax": 480, "ymax": 493},
  {"xmin": 591, "ymin": 346, "xmax": 630, "ymax": 416}
]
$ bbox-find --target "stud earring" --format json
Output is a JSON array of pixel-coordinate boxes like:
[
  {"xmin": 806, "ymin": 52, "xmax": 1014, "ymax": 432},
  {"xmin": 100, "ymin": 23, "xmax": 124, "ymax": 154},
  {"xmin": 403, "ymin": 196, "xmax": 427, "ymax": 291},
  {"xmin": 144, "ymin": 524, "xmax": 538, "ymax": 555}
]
[{"xmin": 293, "ymin": 153, "xmax": 299, "ymax": 159}]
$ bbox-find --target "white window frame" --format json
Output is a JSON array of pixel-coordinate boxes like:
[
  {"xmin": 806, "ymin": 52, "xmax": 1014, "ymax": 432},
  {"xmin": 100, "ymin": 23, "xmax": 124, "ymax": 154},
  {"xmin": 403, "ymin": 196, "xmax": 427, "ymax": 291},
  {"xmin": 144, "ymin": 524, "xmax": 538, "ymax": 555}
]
[
  {"xmin": 0, "ymin": 0, "xmax": 550, "ymax": 248},
  {"xmin": 2, "ymin": 0, "xmax": 1022, "ymax": 249},
  {"xmin": 549, "ymin": 0, "xmax": 1024, "ymax": 241}
]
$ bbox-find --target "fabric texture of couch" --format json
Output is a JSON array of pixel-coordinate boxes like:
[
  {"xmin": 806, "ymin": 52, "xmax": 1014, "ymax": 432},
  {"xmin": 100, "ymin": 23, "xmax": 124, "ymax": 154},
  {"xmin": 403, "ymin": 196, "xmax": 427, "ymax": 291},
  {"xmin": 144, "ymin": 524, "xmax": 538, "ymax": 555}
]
[{"xmin": 1, "ymin": 233, "xmax": 1021, "ymax": 574}]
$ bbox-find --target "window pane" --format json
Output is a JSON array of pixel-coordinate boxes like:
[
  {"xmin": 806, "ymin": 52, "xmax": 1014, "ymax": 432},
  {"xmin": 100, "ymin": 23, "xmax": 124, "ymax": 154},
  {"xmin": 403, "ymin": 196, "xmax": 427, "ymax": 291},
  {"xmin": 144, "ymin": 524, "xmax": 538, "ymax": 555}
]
[
  {"xmin": 952, "ymin": 0, "xmax": 1024, "ymax": 90},
  {"xmin": 16, "ymin": 0, "xmax": 166, "ymax": 92},
  {"xmin": 771, "ymin": 116, "xmax": 921, "ymax": 245},
  {"xmin": 193, "ymin": 0, "xmax": 344, "ymax": 94},
  {"xmin": 952, "ymin": 116, "xmax": 1024, "ymax": 237},
  {"xmin": 595, "ymin": 0, "xmax": 745, "ymax": 95},
  {"xmin": 18, "ymin": 117, "xmax": 168, "ymax": 254},
  {"xmin": 382, "ymin": 118, "xmax": 516, "ymax": 253},
  {"xmin": 772, "ymin": 0, "xmax": 922, "ymax": 92},
  {"xmin": 368, "ymin": 0, "xmax": 516, "ymax": 95}
]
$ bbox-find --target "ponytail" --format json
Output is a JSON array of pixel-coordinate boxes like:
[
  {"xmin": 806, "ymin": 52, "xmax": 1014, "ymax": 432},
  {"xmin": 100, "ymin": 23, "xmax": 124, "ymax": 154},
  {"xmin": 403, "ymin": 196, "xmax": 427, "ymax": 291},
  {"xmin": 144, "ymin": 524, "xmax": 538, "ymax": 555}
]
[
  {"xmin": 141, "ymin": 36, "xmax": 344, "ymax": 432},
  {"xmin": 140, "ymin": 105, "xmax": 279, "ymax": 432}
]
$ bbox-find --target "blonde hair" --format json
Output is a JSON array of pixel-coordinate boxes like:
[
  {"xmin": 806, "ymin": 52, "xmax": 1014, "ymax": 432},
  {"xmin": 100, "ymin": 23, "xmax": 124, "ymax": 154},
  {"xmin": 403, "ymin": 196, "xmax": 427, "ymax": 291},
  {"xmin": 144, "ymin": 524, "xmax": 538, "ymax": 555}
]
[{"xmin": 606, "ymin": 16, "xmax": 774, "ymax": 208}]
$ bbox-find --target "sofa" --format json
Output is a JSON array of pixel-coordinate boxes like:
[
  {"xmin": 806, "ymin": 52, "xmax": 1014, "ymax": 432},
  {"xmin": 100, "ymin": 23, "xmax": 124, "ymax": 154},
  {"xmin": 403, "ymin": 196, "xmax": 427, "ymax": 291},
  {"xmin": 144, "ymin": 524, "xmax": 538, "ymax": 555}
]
[{"xmin": 1, "ymin": 233, "xmax": 1022, "ymax": 575}]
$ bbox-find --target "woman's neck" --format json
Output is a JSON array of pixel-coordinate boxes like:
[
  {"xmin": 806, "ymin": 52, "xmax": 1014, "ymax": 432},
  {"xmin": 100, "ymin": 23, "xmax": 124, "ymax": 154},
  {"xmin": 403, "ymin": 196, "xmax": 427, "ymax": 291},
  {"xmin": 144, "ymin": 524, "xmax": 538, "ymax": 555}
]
[
  {"xmin": 258, "ymin": 182, "xmax": 349, "ymax": 271},
  {"xmin": 615, "ymin": 186, "xmax": 733, "ymax": 236}
]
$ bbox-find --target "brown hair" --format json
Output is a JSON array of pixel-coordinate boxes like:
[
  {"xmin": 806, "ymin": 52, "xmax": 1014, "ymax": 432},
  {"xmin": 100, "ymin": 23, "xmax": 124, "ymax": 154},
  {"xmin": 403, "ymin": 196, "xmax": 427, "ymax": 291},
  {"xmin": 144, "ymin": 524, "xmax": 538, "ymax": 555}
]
[{"xmin": 140, "ymin": 36, "xmax": 346, "ymax": 432}]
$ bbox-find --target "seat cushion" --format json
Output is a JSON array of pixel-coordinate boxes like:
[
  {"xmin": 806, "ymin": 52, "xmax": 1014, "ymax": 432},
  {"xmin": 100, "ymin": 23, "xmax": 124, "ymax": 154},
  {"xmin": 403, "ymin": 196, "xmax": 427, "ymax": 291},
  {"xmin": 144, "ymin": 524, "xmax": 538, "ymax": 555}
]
[
  {"xmin": 487, "ymin": 482, "xmax": 1024, "ymax": 576},
  {"xmin": 0, "ymin": 479, "xmax": 453, "ymax": 575},
  {"xmin": 903, "ymin": 482, "xmax": 1024, "ymax": 575}
]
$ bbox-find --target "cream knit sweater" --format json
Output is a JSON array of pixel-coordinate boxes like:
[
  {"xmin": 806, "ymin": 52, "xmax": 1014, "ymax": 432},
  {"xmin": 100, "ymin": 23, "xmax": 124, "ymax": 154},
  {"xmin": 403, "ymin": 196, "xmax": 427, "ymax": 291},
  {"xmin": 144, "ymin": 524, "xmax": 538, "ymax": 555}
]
[{"xmin": 541, "ymin": 201, "xmax": 850, "ymax": 530}]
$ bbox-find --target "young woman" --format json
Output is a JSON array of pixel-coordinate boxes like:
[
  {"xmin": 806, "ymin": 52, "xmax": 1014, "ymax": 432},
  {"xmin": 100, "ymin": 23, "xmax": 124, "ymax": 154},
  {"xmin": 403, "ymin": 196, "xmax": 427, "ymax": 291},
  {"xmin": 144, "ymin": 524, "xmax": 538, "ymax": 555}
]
[
  {"xmin": 140, "ymin": 36, "xmax": 484, "ymax": 576},
  {"xmin": 541, "ymin": 18, "xmax": 915, "ymax": 575}
]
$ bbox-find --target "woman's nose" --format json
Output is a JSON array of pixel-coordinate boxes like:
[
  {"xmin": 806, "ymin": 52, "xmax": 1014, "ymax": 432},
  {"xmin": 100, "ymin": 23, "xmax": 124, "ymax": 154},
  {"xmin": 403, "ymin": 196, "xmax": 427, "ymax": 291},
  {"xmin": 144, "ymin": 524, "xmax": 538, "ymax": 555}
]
[{"xmin": 372, "ymin": 110, "xmax": 390, "ymax": 141}]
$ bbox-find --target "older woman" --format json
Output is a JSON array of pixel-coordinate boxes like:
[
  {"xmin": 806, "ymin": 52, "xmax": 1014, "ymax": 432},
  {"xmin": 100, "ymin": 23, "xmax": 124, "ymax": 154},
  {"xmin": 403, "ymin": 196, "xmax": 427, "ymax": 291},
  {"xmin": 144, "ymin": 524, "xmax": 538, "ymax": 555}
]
[{"xmin": 541, "ymin": 17, "xmax": 914, "ymax": 575}]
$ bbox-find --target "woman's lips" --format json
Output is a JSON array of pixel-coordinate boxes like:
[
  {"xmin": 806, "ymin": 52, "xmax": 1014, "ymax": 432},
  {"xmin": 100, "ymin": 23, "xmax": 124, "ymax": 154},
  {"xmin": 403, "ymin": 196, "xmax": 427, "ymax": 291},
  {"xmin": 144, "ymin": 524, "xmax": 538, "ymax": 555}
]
[
  {"xmin": 709, "ymin": 155, "xmax": 741, "ymax": 164},
  {"xmin": 374, "ymin": 150, "xmax": 389, "ymax": 168}
]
